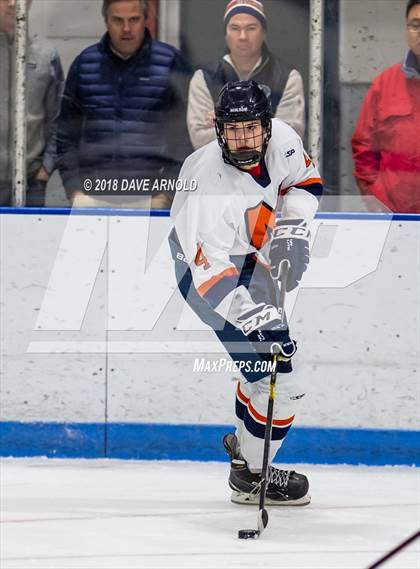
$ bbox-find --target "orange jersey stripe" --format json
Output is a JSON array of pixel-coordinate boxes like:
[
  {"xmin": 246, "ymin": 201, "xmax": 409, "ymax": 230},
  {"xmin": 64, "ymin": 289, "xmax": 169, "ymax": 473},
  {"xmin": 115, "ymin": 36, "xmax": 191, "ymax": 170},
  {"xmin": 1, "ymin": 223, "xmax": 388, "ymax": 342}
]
[
  {"xmin": 236, "ymin": 382, "xmax": 250, "ymax": 405},
  {"xmin": 279, "ymin": 177, "xmax": 323, "ymax": 196},
  {"xmin": 197, "ymin": 267, "xmax": 239, "ymax": 297},
  {"xmin": 248, "ymin": 401, "xmax": 295, "ymax": 427},
  {"xmin": 294, "ymin": 177, "xmax": 323, "ymax": 187}
]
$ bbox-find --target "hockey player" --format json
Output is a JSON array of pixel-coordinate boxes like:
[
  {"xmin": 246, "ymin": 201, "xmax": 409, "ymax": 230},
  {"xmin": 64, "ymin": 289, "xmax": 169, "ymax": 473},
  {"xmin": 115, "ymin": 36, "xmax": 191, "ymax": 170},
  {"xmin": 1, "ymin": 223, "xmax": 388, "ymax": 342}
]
[{"xmin": 169, "ymin": 80, "xmax": 322, "ymax": 506}]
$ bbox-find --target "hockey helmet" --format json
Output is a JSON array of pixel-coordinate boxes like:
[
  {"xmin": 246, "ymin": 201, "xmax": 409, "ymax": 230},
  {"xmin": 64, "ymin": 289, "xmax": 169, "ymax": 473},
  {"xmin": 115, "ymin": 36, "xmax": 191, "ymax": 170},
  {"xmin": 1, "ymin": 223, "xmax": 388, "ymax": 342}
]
[{"xmin": 215, "ymin": 80, "xmax": 272, "ymax": 168}]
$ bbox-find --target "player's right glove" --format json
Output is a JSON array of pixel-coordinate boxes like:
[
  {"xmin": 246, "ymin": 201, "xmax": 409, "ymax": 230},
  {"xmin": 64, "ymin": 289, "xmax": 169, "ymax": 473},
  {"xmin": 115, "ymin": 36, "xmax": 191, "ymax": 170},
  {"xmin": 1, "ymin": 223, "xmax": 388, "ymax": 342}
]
[
  {"xmin": 237, "ymin": 303, "xmax": 297, "ymax": 363},
  {"xmin": 269, "ymin": 218, "xmax": 310, "ymax": 292}
]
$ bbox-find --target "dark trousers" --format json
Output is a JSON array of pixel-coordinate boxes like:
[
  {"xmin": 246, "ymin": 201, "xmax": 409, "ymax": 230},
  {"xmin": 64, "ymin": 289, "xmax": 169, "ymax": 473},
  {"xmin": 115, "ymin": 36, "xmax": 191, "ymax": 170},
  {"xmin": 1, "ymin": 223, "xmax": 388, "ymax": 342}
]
[
  {"xmin": 0, "ymin": 177, "xmax": 47, "ymax": 207},
  {"xmin": 26, "ymin": 178, "xmax": 47, "ymax": 207}
]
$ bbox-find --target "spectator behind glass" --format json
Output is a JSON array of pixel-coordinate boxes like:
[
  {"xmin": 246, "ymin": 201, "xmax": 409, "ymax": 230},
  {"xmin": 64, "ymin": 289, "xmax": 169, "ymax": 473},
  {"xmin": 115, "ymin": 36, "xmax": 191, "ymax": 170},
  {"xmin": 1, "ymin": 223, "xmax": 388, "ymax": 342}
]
[
  {"xmin": 0, "ymin": 0, "xmax": 64, "ymax": 207},
  {"xmin": 352, "ymin": 0, "xmax": 420, "ymax": 213},
  {"xmin": 57, "ymin": 0, "xmax": 191, "ymax": 209},
  {"xmin": 187, "ymin": 0, "xmax": 305, "ymax": 150}
]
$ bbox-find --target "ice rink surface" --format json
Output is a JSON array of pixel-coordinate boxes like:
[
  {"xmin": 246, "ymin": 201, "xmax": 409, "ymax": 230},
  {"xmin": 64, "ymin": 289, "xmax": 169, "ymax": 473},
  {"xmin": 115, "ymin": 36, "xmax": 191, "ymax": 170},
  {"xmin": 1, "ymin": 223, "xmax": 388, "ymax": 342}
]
[{"xmin": 1, "ymin": 458, "xmax": 419, "ymax": 569}]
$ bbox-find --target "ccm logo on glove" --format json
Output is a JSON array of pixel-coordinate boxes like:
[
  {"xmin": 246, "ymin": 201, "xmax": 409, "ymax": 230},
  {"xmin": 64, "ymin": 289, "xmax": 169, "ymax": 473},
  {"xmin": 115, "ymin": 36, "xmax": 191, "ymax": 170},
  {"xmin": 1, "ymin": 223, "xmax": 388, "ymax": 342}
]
[
  {"xmin": 240, "ymin": 305, "xmax": 283, "ymax": 336},
  {"xmin": 238, "ymin": 303, "xmax": 297, "ymax": 362},
  {"xmin": 270, "ymin": 219, "xmax": 310, "ymax": 291}
]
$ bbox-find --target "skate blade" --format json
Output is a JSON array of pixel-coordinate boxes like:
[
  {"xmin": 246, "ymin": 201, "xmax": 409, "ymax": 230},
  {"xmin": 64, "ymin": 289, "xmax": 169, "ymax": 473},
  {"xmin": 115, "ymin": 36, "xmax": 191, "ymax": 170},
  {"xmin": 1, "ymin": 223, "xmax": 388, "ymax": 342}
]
[{"xmin": 231, "ymin": 490, "xmax": 311, "ymax": 506}]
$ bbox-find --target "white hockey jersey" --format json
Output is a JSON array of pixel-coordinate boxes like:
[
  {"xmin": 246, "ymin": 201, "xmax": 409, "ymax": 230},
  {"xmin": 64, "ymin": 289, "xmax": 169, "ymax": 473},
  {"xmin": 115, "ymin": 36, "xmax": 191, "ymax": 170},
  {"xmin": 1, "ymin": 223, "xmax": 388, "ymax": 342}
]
[{"xmin": 171, "ymin": 119, "xmax": 322, "ymax": 326}]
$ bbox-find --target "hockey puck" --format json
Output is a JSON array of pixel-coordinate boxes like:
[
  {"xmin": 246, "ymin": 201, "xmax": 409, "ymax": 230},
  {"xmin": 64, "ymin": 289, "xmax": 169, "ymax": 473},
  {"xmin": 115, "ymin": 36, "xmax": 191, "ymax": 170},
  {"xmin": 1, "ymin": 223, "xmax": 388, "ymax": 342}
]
[{"xmin": 238, "ymin": 529, "xmax": 260, "ymax": 539}]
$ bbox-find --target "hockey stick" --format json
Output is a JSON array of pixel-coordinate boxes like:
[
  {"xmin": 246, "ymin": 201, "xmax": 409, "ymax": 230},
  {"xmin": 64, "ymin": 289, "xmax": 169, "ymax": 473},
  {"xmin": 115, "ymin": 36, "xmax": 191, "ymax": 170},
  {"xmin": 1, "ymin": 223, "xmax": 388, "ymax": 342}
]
[
  {"xmin": 366, "ymin": 529, "xmax": 420, "ymax": 569},
  {"xmin": 238, "ymin": 261, "xmax": 290, "ymax": 540}
]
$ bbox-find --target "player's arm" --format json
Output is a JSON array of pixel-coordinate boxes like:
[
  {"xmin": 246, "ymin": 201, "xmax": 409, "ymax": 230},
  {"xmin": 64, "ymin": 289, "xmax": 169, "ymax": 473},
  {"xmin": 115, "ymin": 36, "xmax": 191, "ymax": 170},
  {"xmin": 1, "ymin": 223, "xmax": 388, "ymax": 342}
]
[
  {"xmin": 191, "ymin": 232, "xmax": 297, "ymax": 362},
  {"xmin": 173, "ymin": 192, "xmax": 259, "ymax": 325},
  {"xmin": 172, "ymin": 170, "xmax": 298, "ymax": 363},
  {"xmin": 270, "ymin": 138, "xmax": 323, "ymax": 291}
]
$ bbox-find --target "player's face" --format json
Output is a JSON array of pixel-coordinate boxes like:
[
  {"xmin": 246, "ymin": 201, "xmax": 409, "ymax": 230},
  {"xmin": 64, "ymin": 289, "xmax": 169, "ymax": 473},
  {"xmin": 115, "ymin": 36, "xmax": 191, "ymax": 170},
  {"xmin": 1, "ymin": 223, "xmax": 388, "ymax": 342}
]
[
  {"xmin": 407, "ymin": 4, "xmax": 420, "ymax": 58},
  {"xmin": 224, "ymin": 120, "xmax": 264, "ymax": 165},
  {"xmin": 0, "ymin": 0, "xmax": 31, "ymax": 39},
  {"xmin": 105, "ymin": 0, "xmax": 147, "ymax": 57},
  {"xmin": 225, "ymin": 13, "xmax": 265, "ymax": 61}
]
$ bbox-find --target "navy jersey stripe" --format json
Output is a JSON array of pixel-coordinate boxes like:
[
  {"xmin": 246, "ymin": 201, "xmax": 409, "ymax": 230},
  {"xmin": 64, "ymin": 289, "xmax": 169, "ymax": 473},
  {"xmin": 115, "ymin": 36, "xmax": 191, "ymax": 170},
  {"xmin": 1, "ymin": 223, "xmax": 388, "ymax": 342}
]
[
  {"xmin": 244, "ymin": 412, "xmax": 292, "ymax": 440},
  {"xmin": 294, "ymin": 182, "xmax": 323, "ymax": 197},
  {"xmin": 203, "ymin": 275, "xmax": 239, "ymax": 309}
]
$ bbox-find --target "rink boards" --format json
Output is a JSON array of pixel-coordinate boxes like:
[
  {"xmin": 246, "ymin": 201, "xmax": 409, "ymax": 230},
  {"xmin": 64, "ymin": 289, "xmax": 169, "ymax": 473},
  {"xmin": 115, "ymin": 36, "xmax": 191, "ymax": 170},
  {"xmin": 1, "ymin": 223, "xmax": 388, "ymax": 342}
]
[{"xmin": 0, "ymin": 210, "xmax": 419, "ymax": 465}]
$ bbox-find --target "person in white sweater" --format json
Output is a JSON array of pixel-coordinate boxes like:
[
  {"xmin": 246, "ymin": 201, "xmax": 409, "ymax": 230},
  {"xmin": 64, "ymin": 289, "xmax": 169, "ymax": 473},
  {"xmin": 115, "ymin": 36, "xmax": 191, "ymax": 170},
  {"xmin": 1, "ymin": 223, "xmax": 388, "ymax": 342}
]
[{"xmin": 187, "ymin": 0, "xmax": 305, "ymax": 150}]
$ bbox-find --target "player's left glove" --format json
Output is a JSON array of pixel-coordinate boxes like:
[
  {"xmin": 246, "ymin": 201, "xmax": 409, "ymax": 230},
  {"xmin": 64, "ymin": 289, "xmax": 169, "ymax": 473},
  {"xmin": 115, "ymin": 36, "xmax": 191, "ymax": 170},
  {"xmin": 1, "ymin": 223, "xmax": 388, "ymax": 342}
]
[
  {"xmin": 238, "ymin": 303, "xmax": 297, "ymax": 364},
  {"xmin": 269, "ymin": 218, "xmax": 310, "ymax": 292}
]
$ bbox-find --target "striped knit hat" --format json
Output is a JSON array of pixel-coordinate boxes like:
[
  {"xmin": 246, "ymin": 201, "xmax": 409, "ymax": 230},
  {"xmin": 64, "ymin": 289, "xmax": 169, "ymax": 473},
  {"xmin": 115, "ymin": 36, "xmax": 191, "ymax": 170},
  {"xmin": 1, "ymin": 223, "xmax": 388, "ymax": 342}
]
[{"xmin": 224, "ymin": 0, "xmax": 267, "ymax": 30}]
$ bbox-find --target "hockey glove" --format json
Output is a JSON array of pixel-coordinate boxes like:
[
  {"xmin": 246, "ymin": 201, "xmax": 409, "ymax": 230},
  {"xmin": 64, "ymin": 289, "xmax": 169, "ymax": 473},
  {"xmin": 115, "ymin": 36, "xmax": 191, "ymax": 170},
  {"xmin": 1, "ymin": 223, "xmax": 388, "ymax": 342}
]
[
  {"xmin": 269, "ymin": 219, "xmax": 310, "ymax": 292},
  {"xmin": 238, "ymin": 303, "xmax": 297, "ymax": 363}
]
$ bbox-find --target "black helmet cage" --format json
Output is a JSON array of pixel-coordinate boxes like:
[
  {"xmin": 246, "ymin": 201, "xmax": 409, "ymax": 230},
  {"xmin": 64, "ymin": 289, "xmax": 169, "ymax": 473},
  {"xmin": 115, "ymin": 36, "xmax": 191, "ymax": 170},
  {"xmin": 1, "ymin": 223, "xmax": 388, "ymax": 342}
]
[{"xmin": 215, "ymin": 80, "xmax": 272, "ymax": 168}]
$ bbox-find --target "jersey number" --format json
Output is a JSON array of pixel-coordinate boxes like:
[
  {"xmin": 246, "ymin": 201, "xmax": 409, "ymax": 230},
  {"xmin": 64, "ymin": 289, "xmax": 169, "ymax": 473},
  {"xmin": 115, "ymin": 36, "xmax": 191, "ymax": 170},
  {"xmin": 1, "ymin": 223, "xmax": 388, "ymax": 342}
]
[
  {"xmin": 194, "ymin": 245, "xmax": 210, "ymax": 270},
  {"xmin": 245, "ymin": 201, "xmax": 275, "ymax": 250}
]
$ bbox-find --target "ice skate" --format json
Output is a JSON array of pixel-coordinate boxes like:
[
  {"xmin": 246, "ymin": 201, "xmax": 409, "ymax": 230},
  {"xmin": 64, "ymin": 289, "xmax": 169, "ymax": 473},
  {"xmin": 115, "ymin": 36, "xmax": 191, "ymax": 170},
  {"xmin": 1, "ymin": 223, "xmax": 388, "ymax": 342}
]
[{"xmin": 223, "ymin": 433, "xmax": 311, "ymax": 506}]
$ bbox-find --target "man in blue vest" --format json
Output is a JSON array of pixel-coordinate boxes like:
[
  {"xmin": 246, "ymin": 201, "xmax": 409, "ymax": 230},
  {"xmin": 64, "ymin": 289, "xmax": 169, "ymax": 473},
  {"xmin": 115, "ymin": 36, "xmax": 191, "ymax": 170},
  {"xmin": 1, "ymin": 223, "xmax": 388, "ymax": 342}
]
[{"xmin": 57, "ymin": 0, "xmax": 191, "ymax": 209}]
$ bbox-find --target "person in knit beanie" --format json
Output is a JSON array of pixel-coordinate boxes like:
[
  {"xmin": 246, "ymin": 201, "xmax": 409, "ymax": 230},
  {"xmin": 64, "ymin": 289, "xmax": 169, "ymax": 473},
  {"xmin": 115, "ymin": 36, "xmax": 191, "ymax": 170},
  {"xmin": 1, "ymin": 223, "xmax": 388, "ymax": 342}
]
[
  {"xmin": 224, "ymin": 0, "xmax": 267, "ymax": 30},
  {"xmin": 187, "ymin": 0, "xmax": 305, "ymax": 150}
]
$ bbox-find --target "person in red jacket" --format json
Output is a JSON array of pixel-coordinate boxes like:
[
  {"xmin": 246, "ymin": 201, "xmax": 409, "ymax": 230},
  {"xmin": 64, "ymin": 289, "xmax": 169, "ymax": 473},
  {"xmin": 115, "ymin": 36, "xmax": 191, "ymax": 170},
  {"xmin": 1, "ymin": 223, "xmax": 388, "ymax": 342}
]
[{"xmin": 352, "ymin": 0, "xmax": 420, "ymax": 213}]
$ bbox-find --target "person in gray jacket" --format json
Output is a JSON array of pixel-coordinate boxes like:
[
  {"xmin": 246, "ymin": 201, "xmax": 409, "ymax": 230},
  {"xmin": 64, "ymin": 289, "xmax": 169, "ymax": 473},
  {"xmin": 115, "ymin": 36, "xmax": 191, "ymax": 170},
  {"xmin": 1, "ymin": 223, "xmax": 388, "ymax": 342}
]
[
  {"xmin": 0, "ymin": 0, "xmax": 64, "ymax": 206},
  {"xmin": 187, "ymin": 0, "xmax": 305, "ymax": 150}
]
